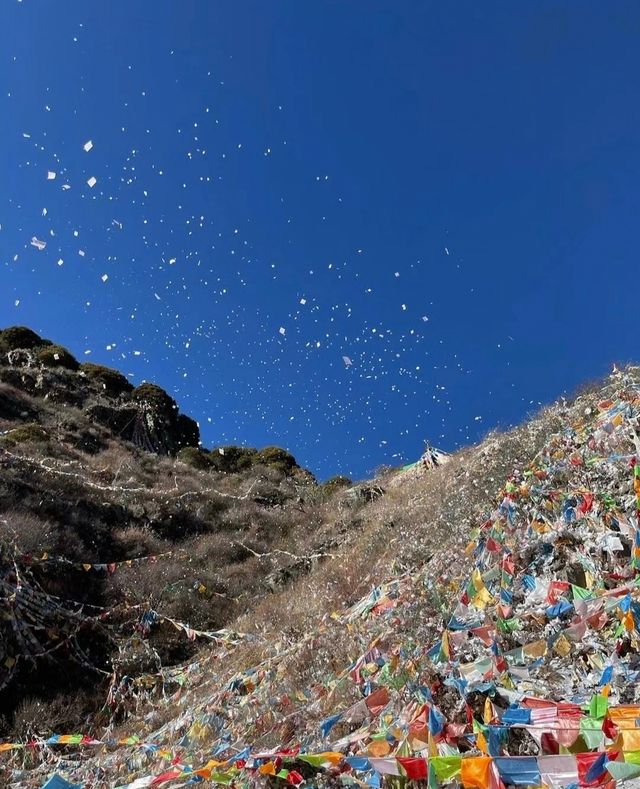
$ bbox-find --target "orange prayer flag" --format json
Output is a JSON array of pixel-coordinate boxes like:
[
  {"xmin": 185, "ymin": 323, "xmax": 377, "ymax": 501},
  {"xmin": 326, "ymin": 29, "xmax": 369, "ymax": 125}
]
[
  {"xmin": 259, "ymin": 761, "xmax": 276, "ymax": 776},
  {"xmin": 461, "ymin": 756, "xmax": 492, "ymax": 789}
]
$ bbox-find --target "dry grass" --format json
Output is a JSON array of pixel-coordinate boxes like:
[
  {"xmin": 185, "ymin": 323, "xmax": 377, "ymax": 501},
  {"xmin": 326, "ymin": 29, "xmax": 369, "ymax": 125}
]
[{"xmin": 3, "ymin": 332, "xmax": 631, "ymax": 744}]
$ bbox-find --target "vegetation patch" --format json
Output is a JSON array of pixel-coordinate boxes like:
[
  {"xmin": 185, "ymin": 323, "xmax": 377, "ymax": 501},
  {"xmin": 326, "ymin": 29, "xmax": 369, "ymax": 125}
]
[
  {"xmin": 177, "ymin": 446, "xmax": 213, "ymax": 470},
  {"xmin": 79, "ymin": 362, "xmax": 134, "ymax": 396},
  {"xmin": 1, "ymin": 422, "xmax": 50, "ymax": 446},
  {"xmin": 36, "ymin": 344, "xmax": 80, "ymax": 371},
  {"xmin": 0, "ymin": 326, "xmax": 52, "ymax": 355}
]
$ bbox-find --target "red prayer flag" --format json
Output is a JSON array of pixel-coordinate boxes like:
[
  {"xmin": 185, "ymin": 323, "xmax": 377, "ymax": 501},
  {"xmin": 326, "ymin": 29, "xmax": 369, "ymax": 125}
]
[{"xmin": 397, "ymin": 757, "xmax": 428, "ymax": 781}]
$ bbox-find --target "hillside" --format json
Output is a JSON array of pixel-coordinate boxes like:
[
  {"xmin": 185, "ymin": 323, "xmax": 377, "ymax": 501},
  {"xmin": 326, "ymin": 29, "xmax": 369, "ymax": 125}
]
[
  {"xmin": 0, "ymin": 327, "xmax": 356, "ymax": 736},
  {"xmin": 2, "ymin": 328, "xmax": 640, "ymax": 788}
]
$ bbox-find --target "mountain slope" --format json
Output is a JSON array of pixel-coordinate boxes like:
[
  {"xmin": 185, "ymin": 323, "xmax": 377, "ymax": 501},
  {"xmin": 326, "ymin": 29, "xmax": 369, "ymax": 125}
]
[
  {"xmin": 3, "ymin": 330, "xmax": 640, "ymax": 788},
  {"xmin": 0, "ymin": 326, "xmax": 354, "ymax": 739}
]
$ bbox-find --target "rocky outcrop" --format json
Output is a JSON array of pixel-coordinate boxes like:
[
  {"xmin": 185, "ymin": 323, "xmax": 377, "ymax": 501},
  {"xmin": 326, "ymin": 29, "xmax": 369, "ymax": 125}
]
[{"xmin": 0, "ymin": 328, "xmax": 200, "ymax": 455}]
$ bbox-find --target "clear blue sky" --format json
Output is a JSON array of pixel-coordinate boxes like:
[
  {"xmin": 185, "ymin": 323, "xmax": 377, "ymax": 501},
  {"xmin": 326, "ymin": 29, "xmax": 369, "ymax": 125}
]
[{"xmin": 1, "ymin": 1, "xmax": 639, "ymax": 480}]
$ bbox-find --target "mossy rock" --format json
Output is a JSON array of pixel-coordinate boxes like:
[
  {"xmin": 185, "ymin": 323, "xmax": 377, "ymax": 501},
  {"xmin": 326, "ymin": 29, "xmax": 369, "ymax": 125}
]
[
  {"xmin": 255, "ymin": 446, "xmax": 298, "ymax": 474},
  {"xmin": 79, "ymin": 363, "xmax": 133, "ymax": 396},
  {"xmin": 177, "ymin": 446, "xmax": 212, "ymax": 470},
  {"xmin": 176, "ymin": 413, "xmax": 200, "ymax": 449},
  {"xmin": 36, "ymin": 344, "xmax": 79, "ymax": 371},
  {"xmin": 1, "ymin": 422, "xmax": 49, "ymax": 446},
  {"xmin": 0, "ymin": 326, "xmax": 52, "ymax": 355},
  {"xmin": 129, "ymin": 383, "xmax": 199, "ymax": 454},
  {"xmin": 132, "ymin": 383, "xmax": 176, "ymax": 413}
]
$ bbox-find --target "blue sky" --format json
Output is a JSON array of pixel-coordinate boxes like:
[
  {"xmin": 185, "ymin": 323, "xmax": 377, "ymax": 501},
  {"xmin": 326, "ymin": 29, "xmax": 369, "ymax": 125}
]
[{"xmin": 1, "ymin": 1, "xmax": 639, "ymax": 479}]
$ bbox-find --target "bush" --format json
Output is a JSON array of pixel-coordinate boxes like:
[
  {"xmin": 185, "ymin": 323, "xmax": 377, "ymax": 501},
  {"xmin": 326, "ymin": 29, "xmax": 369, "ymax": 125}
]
[
  {"xmin": 0, "ymin": 385, "xmax": 37, "ymax": 421},
  {"xmin": 250, "ymin": 480, "xmax": 287, "ymax": 507},
  {"xmin": 63, "ymin": 426, "xmax": 108, "ymax": 455},
  {"xmin": 323, "ymin": 475, "xmax": 352, "ymax": 491},
  {"xmin": 255, "ymin": 446, "xmax": 298, "ymax": 474},
  {"xmin": 79, "ymin": 362, "xmax": 133, "ymax": 396},
  {"xmin": 0, "ymin": 512, "xmax": 55, "ymax": 554},
  {"xmin": 209, "ymin": 445, "xmax": 258, "ymax": 473},
  {"xmin": 114, "ymin": 526, "xmax": 168, "ymax": 559},
  {"xmin": 36, "ymin": 344, "xmax": 79, "ymax": 371},
  {"xmin": 177, "ymin": 446, "xmax": 212, "ymax": 470},
  {"xmin": 1, "ymin": 422, "xmax": 49, "ymax": 446},
  {"xmin": 11, "ymin": 692, "xmax": 94, "ymax": 740},
  {"xmin": 0, "ymin": 326, "xmax": 52, "ymax": 354}
]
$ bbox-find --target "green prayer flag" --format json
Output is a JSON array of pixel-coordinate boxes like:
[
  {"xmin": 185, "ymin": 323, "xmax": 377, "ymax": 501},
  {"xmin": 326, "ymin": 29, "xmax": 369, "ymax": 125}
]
[
  {"xmin": 472, "ymin": 719, "xmax": 487, "ymax": 735},
  {"xmin": 210, "ymin": 772, "xmax": 234, "ymax": 784},
  {"xmin": 496, "ymin": 617, "xmax": 520, "ymax": 633},
  {"xmin": 299, "ymin": 755, "xmax": 328, "ymax": 768},
  {"xmin": 430, "ymin": 756, "xmax": 462, "ymax": 781},
  {"xmin": 572, "ymin": 585, "xmax": 593, "ymax": 601},
  {"xmin": 607, "ymin": 761, "xmax": 640, "ymax": 780},
  {"xmin": 580, "ymin": 716, "xmax": 604, "ymax": 749},
  {"xmin": 588, "ymin": 694, "xmax": 608, "ymax": 719}
]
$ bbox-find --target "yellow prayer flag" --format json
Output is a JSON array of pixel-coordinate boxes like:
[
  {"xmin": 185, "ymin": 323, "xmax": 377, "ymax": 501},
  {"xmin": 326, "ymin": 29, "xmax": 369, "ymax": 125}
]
[
  {"xmin": 476, "ymin": 729, "xmax": 488, "ymax": 754},
  {"xmin": 473, "ymin": 587, "xmax": 494, "ymax": 609},
  {"xmin": 553, "ymin": 634, "xmax": 572, "ymax": 657}
]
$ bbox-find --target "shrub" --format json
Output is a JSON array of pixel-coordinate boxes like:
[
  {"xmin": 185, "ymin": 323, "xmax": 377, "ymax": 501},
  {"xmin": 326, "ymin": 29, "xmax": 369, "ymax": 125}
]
[
  {"xmin": 1, "ymin": 422, "xmax": 49, "ymax": 446},
  {"xmin": 0, "ymin": 384, "xmax": 37, "ymax": 421},
  {"xmin": 209, "ymin": 445, "xmax": 258, "ymax": 473},
  {"xmin": 151, "ymin": 507, "xmax": 210, "ymax": 540},
  {"xmin": 0, "ymin": 512, "xmax": 55, "ymax": 554},
  {"xmin": 323, "ymin": 475, "xmax": 352, "ymax": 490},
  {"xmin": 114, "ymin": 526, "xmax": 168, "ymax": 559},
  {"xmin": 255, "ymin": 446, "xmax": 298, "ymax": 474},
  {"xmin": 79, "ymin": 362, "xmax": 134, "ymax": 396},
  {"xmin": 181, "ymin": 532, "xmax": 237, "ymax": 562},
  {"xmin": 63, "ymin": 426, "xmax": 108, "ymax": 455},
  {"xmin": 11, "ymin": 692, "xmax": 94, "ymax": 739},
  {"xmin": 36, "ymin": 344, "xmax": 79, "ymax": 371},
  {"xmin": 177, "ymin": 446, "xmax": 212, "ymax": 470},
  {"xmin": 0, "ymin": 326, "xmax": 52, "ymax": 354},
  {"xmin": 250, "ymin": 480, "xmax": 287, "ymax": 507}
]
